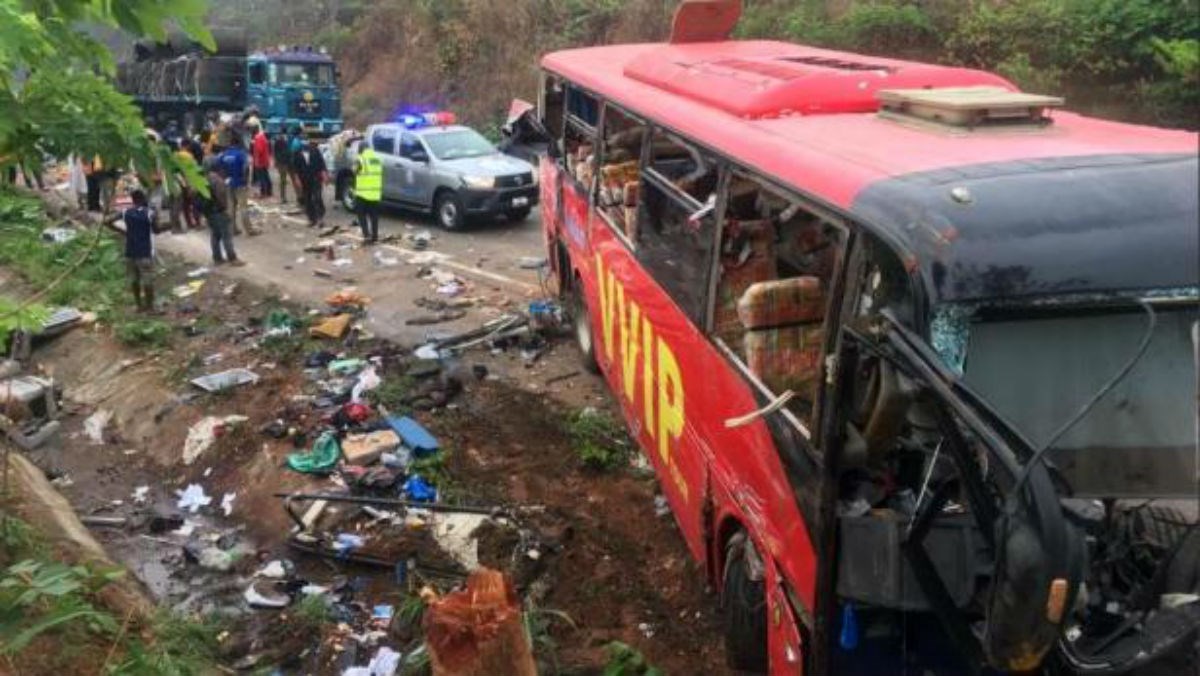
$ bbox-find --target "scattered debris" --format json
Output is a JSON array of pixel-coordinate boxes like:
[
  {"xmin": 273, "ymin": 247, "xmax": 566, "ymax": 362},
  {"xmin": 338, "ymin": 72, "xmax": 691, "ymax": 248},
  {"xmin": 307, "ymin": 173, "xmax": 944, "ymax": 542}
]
[
  {"xmin": 191, "ymin": 368, "xmax": 259, "ymax": 392},
  {"xmin": 183, "ymin": 415, "xmax": 248, "ymax": 465},
  {"xmin": 41, "ymin": 227, "xmax": 78, "ymax": 244},
  {"xmin": 82, "ymin": 409, "xmax": 112, "ymax": 445},
  {"xmin": 327, "ymin": 288, "xmax": 371, "ymax": 310},
  {"xmin": 402, "ymin": 476, "xmax": 437, "ymax": 503},
  {"xmin": 388, "ymin": 417, "xmax": 439, "ymax": 456},
  {"xmin": 132, "ymin": 486, "xmax": 150, "ymax": 505},
  {"xmin": 80, "ymin": 516, "xmax": 126, "ymax": 528},
  {"xmin": 175, "ymin": 483, "xmax": 213, "ymax": 513},
  {"xmin": 424, "ymin": 569, "xmax": 537, "ymax": 676},
  {"xmin": 342, "ymin": 430, "xmax": 401, "ymax": 467},
  {"xmin": 244, "ymin": 581, "xmax": 290, "ymax": 609},
  {"xmin": 172, "ymin": 280, "xmax": 205, "ymax": 298},
  {"xmin": 405, "ymin": 310, "xmax": 466, "ymax": 326},
  {"xmin": 517, "ymin": 256, "xmax": 547, "ymax": 270},
  {"xmin": 311, "ymin": 314, "xmax": 353, "ymax": 339},
  {"xmin": 220, "ymin": 492, "xmax": 237, "ymax": 516},
  {"xmin": 432, "ymin": 513, "xmax": 488, "ymax": 570},
  {"xmin": 287, "ymin": 431, "xmax": 341, "ymax": 474}
]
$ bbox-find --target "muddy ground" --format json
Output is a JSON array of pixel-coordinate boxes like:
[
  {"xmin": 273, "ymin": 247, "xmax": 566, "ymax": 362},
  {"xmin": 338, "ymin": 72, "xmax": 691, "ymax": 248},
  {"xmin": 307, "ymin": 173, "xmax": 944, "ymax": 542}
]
[{"xmin": 3, "ymin": 207, "xmax": 729, "ymax": 674}]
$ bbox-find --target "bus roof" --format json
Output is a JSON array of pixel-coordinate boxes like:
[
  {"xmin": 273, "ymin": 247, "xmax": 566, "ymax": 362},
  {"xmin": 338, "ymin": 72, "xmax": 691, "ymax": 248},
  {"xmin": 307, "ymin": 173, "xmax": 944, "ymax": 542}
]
[{"xmin": 542, "ymin": 40, "xmax": 1199, "ymax": 306}]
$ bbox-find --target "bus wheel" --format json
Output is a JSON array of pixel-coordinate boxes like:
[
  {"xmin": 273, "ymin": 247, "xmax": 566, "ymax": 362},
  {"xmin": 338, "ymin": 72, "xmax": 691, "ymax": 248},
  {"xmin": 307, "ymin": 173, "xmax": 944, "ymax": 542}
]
[
  {"xmin": 723, "ymin": 535, "xmax": 768, "ymax": 673},
  {"xmin": 568, "ymin": 281, "xmax": 599, "ymax": 374}
]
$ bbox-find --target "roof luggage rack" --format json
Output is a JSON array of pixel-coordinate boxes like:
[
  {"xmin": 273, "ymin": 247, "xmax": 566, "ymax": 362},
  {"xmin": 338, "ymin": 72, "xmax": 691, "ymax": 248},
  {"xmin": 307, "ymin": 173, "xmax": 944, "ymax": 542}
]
[{"xmin": 878, "ymin": 86, "xmax": 1064, "ymax": 129}]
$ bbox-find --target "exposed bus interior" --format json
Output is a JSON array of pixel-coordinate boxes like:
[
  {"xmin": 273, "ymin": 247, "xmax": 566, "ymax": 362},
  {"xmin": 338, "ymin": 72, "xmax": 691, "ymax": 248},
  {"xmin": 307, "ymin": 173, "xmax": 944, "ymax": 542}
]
[
  {"xmin": 717, "ymin": 173, "xmax": 841, "ymax": 423},
  {"xmin": 829, "ymin": 252, "xmax": 1200, "ymax": 674},
  {"xmin": 597, "ymin": 105, "xmax": 645, "ymax": 240}
]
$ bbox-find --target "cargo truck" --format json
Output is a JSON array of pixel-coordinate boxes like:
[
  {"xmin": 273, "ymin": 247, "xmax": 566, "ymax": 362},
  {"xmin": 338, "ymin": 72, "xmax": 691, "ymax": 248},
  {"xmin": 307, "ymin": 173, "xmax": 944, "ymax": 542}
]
[{"xmin": 117, "ymin": 29, "xmax": 344, "ymax": 138}]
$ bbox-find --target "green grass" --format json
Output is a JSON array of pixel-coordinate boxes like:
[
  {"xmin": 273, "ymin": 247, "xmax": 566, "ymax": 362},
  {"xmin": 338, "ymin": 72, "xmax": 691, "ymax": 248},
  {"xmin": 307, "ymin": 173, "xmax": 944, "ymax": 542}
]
[
  {"xmin": 0, "ymin": 516, "xmax": 223, "ymax": 675},
  {"xmin": 0, "ymin": 190, "xmax": 174, "ymax": 349},
  {"xmin": 368, "ymin": 374, "xmax": 416, "ymax": 413},
  {"xmin": 291, "ymin": 594, "xmax": 332, "ymax": 630},
  {"xmin": 566, "ymin": 408, "xmax": 632, "ymax": 471}
]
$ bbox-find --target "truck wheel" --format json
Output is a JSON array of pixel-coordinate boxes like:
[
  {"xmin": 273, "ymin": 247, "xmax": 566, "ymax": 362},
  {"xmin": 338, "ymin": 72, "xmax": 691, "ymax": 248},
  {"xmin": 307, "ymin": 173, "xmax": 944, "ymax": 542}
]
[
  {"xmin": 723, "ymin": 536, "xmax": 769, "ymax": 674},
  {"xmin": 435, "ymin": 191, "xmax": 465, "ymax": 230},
  {"xmin": 568, "ymin": 279, "xmax": 599, "ymax": 374}
]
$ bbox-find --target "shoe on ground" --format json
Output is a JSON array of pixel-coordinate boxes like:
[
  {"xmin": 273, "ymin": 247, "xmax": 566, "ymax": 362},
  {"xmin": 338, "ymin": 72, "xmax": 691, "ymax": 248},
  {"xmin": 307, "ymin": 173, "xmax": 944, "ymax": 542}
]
[{"xmin": 228, "ymin": 259, "xmax": 247, "ymax": 267}]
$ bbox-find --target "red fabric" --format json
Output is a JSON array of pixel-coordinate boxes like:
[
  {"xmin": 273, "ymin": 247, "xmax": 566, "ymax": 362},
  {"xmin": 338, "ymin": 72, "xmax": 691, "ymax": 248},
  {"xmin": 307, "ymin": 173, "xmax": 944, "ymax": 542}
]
[{"xmin": 252, "ymin": 131, "xmax": 271, "ymax": 168}]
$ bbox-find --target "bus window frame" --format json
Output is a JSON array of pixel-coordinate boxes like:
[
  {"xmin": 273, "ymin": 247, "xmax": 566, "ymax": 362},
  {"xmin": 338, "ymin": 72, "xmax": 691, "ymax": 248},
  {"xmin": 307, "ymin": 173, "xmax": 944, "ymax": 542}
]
[
  {"xmin": 709, "ymin": 165, "xmax": 853, "ymax": 442},
  {"xmin": 539, "ymin": 72, "xmax": 564, "ymax": 151},
  {"xmin": 595, "ymin": 100, "xmax": 650, "ymax": 252},
  {"xmin": 635, "ymin": 126, "xmax": 724, "ymax": 328}
]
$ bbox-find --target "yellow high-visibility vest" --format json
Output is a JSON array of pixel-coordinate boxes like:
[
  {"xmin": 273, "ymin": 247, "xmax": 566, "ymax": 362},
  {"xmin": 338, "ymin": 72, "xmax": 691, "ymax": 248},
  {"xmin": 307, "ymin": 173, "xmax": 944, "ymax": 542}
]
[{"xmin": 355, "ymin": 149, "xmax": 383, "ymax": 202}]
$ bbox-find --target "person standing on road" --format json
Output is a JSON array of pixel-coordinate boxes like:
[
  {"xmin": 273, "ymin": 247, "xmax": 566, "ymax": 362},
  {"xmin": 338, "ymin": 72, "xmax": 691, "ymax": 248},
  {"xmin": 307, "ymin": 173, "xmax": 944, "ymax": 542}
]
[
  {"xmin": 354, "ymin": 140, "xmax": 383, "ymax": 243},
  {"xmin": 293, "ymin": 136, "xmax": 327, "ymax": 228},
  {"xmin": 218, "ymin": 132, "xmax": 252, "ymax": 235},
  {"xmin": 102, "ymin": 189, "xmax": 161, "ymax": 312},
  {"xmin": 272, "ymin": 129, "xmax": 293, "ymax": 204},
  {"xmin": 250, "ymin": 125, "xmax": 272, "ymax": 198},
  {"xmin": 200, "ymin": 158, "xmax": 244, "ymax": 267},
  {"xmin": 287, "ymin": 127, "xmax": 306, "ymax": 204}
]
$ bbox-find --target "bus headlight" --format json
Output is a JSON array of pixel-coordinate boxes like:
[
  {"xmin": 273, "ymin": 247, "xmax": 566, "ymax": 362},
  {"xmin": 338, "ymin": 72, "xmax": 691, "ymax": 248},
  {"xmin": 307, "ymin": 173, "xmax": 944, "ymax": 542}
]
[{"xmin": 462, "ymin": 175, "xmax": 495, "ymax": 189}]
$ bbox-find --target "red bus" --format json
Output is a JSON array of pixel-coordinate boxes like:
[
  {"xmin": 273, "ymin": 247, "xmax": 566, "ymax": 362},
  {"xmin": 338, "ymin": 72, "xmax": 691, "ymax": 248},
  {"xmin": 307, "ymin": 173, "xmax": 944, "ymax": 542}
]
[{"xmin": 535, "ymin": 2, "xmax": 1200, "ymax": 674}]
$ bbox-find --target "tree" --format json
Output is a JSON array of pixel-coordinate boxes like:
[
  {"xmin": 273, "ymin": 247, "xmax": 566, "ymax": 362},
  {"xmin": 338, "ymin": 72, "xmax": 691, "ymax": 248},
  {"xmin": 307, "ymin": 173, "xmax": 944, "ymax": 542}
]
[{"xmin": 0, "ymin": 0, "xmax": 213, "ymax": 183}]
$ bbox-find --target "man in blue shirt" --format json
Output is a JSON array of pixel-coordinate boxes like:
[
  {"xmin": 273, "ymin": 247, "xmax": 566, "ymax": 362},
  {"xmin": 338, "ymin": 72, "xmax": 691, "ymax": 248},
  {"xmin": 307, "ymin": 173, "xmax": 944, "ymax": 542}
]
[
  {"xmin": 103, "ymin": 189, "xmax": 160, "ymax": 312},
  {"xmin": 218, "ymin": 132, "xmax": 251, "ymax": 235}
]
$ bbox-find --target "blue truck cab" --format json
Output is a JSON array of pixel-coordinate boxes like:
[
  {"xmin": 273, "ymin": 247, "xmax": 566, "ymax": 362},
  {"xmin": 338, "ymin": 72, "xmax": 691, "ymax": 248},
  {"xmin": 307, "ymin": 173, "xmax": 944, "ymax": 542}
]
[{"xmin": 246, "ymin": 48, "xmax": 343, "ymax": 137}]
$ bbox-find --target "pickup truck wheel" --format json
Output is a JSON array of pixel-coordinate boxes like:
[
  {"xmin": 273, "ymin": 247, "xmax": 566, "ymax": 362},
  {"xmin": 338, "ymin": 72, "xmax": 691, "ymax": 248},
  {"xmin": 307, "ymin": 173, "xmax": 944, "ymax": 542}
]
[
  {"xmin": 342, "ymin": 186, "xmax": 356, "ymax": 212},
  {"xmin": 435, "ymin": 191, "xmax": 465, "ymax": 230},
  {"xmin": 723, "ymin": 536, "xmax": 769, "ymax": 674},
  {"xmin": 568, "ymin": 281, "xmax": 599, "ymax": 374}
]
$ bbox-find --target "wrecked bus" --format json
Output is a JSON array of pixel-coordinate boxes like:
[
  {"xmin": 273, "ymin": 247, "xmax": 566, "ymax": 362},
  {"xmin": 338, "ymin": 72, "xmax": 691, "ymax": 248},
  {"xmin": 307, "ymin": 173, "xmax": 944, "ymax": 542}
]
[{"xmin": 536, "ymin": 2, "xmax": 1200, "ymax": 675}]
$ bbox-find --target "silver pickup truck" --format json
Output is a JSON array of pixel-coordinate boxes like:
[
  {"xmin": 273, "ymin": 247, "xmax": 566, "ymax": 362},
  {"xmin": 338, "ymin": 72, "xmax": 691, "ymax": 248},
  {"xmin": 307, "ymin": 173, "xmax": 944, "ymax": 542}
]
[{"xmin": 345, "ymin": 119, "xmax": 539, "ymax": 230}]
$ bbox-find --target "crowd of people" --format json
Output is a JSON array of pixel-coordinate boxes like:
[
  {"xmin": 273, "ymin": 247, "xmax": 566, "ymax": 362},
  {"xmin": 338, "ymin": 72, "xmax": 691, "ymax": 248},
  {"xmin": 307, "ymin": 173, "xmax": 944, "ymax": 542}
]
[{"xmin": 2, "ymin": 108, "xmax": 387, "ymax": 314}]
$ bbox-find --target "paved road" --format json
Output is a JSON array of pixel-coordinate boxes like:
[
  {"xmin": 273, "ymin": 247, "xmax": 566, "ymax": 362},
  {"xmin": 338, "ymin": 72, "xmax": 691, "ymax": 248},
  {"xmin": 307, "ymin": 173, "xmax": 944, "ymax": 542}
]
[{"xmin": 156, "ymin": 185, "xmax": 553, "ymax": 346}]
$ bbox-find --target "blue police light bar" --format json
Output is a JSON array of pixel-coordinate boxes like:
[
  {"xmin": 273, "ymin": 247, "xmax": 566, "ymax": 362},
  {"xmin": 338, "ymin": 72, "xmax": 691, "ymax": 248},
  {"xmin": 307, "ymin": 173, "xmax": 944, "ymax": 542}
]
[{"xmin": 398, "ymin": 112, "xmax": 457, "ymax": 129}]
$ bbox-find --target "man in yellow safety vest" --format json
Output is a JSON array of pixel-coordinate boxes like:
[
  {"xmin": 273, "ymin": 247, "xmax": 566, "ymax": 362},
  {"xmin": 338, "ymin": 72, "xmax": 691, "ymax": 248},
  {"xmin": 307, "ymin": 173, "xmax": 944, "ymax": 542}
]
[{"xmin": 354, "ymin": 142, "xmax": 384, "ymax": 243}]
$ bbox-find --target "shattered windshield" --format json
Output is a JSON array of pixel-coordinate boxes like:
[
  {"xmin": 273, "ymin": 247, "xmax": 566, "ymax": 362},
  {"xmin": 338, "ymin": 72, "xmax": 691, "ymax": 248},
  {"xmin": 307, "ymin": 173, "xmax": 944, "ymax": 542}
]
[
  {"xmin": 422, "ymin": 129, "xmax": 495, "ymax": 160},
  {"xmin": 271, "ymin": 62, "xmax": 334, "ymax": 86},
  {"xmin": 954, "ymin": 299, "xmax": 1199, "ymax": 496}
]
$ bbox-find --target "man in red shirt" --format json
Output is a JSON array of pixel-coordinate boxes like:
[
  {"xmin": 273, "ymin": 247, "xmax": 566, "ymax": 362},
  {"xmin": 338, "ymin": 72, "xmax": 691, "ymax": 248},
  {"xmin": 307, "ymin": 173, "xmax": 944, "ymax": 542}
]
[{"xmin": 250, "ymin": 125, "xmax": 273, "ymax": 198}]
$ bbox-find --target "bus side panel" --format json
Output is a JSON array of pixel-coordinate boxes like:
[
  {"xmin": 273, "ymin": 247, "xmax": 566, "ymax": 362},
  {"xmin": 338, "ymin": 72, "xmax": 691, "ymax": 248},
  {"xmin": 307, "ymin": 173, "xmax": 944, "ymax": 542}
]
[{"xmin": 584, "ymin": 213, "xmax": 709, "ymax": 562}]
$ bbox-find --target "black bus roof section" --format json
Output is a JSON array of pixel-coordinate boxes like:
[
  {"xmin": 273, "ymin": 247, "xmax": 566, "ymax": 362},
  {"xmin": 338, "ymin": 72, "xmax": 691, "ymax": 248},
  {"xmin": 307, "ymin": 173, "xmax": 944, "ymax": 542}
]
[{"xmin": 851, "ymin": 153, "xmax": 1199, "ymax": 311}]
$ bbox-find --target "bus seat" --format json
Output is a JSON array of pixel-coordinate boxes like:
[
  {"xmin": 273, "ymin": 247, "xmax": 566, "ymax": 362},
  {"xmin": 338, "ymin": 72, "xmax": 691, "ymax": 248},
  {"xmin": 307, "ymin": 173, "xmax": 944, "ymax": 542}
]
[
  {"xmin": 714, "ymin": 219, "xmax": 777, "ymax": 350},
  {"xmin": 739, "ymin": 276, "xmax": 826, "ymax": 397},
  {"xmin": 736, "ymin": 276, "xmax": 825, "ymax": 328}
]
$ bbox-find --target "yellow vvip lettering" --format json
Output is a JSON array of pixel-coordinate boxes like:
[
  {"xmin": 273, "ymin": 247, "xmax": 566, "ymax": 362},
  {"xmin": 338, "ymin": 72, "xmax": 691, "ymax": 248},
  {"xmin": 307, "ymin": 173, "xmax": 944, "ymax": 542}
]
[{"xmin": 595, "ymin": 255, "xmax": 685, "ymax": 477}]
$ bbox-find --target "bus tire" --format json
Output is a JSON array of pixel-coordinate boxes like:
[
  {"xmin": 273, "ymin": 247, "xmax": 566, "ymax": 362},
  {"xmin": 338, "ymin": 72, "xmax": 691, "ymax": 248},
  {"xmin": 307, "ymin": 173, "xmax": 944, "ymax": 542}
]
[
  {"xmin": 569, "ymin": 281, "xmax": 599, "ymax": 374},
  {"xmin": 723, "ymin": 536, "xmax": 768, "ymax": 674}
]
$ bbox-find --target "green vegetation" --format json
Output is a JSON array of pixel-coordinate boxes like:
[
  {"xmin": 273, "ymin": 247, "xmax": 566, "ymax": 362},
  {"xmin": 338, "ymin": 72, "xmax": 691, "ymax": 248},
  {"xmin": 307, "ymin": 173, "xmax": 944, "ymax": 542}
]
[
  {"xmin": 368, "ymin": 374, "xmax": 416, "ymax": 413},
  {"xmin": 0, "ymin": 191, "xmax": 179, "ymax": 349},
  {"xmin": 220, "ymin": 0, "xmax": 1196, "ymax": 132},
  {"xmin": 0, "ymin": 516, "xmax": 221, "ymax": 674},
  {"xmin": 292, "ymin": 594, "xmax": 333, "ymax": 630},
  {"xmin": 567, "ymin": 408, "xmax": 633, "ymax": 471},
  {"xmin": 523, "ymin": 604, "xmax": 576, "ymax": 675},
  {"xmin": 0, "ymin": 0, "xmax": 210, "ymax": 191},
  {"xmin": 738, "ymin": 0, "xmax": 1199, "ymax": 128},
  {"xmin": 602, "ymin": 641, "xmax": 663, "ymax": 676}
]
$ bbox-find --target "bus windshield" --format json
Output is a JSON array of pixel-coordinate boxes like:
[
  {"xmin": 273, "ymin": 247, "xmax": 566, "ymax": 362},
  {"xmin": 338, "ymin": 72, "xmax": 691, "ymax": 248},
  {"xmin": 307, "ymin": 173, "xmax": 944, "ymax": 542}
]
[
  {"xmin": 271, "ymin": 62, "xmax": 335, "ymax": 86},
  {"xmin": 959, "ymin": 301, "xmax": 1198, "ymax": 496}
]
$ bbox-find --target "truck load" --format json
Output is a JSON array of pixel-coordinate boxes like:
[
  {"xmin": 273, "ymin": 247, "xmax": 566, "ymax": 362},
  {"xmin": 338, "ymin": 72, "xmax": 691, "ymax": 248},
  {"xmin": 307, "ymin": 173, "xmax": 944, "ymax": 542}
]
[{"xmin": 117, "ymin": 28, "xmax": 344, "ymax": 138}]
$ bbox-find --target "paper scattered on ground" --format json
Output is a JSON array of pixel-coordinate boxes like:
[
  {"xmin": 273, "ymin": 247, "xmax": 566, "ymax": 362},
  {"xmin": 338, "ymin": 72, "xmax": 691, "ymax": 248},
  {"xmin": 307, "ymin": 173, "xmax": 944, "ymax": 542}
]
[
  {"xmin": 82, "ymin": 409, "xmax": 112, "ymax": 445},
  {"xmin": 175, "ymin": 484, "xmax": 212, "ymax": 513}
]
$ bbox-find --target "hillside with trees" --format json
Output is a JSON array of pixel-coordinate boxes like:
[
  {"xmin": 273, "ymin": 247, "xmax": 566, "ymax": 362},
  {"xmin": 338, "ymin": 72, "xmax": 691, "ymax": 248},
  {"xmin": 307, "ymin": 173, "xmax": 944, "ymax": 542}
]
[{"xmin": 205, "ymin": 0, "xmax": 1198, "ymax": 133}]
